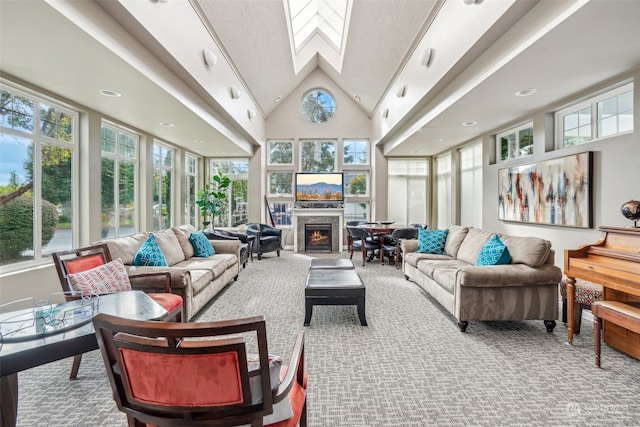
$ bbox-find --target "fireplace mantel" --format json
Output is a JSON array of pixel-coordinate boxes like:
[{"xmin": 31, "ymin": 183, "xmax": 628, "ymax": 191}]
[{"xmin": 292, "ymin": 208, "xmax": 344, "ymax": 253}]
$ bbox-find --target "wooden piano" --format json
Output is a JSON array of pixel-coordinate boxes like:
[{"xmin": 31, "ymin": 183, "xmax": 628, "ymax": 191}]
[{"xmin": 564, "ymin": 226, "xmax": 640, "ymax": 359}]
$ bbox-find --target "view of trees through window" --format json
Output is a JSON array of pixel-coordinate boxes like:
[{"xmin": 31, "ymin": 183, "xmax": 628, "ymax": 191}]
[
  {"xmin": 210, "ymin": 160, "xmax": 248, "ymax": 227},
  {"xmin": 0, "ymin": 87, "xmax": 75, "ymax": 266}
]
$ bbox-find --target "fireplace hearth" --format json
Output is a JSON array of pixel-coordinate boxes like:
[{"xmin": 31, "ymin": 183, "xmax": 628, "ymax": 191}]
[{"xmin": 304, "ymin": 224, "xmax": 332, "ymax": 252}]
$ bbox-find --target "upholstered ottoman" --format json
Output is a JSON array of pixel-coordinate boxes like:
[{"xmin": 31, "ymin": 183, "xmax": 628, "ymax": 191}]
[
  {"xmin": 559, "ymin": 279, "xmax": 603, "ymax": 334},
  {"xmin": 308, "ymin": 259, "xmax": 354, "ymax": 270},
  {"xmin": 304, "ymin": 268, "xmax": 367, "ymax": 326}
]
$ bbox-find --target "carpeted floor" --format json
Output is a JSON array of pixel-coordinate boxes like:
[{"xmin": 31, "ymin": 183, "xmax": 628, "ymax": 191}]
[{"xmin": 14, "ymin": 250, "xmax": 640, "ymax": 426}]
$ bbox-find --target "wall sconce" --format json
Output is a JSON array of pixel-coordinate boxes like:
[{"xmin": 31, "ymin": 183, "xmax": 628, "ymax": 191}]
[
  {"xmin": 381, "ymin": 108, "xmax": 389, "ymax": 119},
  {"xmin": 203, "ymin": 49, "xmax": 218, "ymax": 67},
  {"xmin": 229, "ymin": 87, "xmax": 241, "ymax": 100},
  {"xmin": 247, "ymin": 109, "xmax": 256, "ymax": 120},
  {"xmin": 419, "ymin": 48, "xmax": 433, "ymax": 67},
  {"xmin": 396, "ymin": 85, "xmax": 407, "ymax": 98}
]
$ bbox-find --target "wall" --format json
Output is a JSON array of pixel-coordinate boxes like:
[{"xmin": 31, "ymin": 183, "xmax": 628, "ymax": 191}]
[{"xmin": 481, "ymin": 70, "xmax": 640, "ymax": 267}]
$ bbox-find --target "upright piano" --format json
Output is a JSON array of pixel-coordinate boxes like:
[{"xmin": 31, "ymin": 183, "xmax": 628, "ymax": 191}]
[{"xmin": 564, "ymin": 226, "xmax": 640, "ymax": 358}]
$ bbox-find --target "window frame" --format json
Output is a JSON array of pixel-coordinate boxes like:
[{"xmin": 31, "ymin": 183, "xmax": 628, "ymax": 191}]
[
  {"xmin": 497, "ymin": 121, "xmax": 533, "ymax": 162},
  {"xmin": 152, "ymin": 141, "xmax": 175, "ymax": 231}
]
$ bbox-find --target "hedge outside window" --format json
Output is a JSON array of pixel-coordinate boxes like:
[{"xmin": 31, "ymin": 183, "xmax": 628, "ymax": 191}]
[{"xmin": 0, "ymin": 84, "xmax": 76, "ymax": 268}]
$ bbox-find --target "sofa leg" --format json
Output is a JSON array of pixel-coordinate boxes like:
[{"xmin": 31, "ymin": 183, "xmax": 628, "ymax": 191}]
[
  {"xmin": 544, "ymin": 320, "xmax": 556, "ymax": 332},
  {"xmin": 457, "ymin": 321, "xmax": 468, "ymax": 332},
  {"xmin": 404, "ymin": 274, "xmax": 409, "ymax": 280},
  {"xmin": 277, "ymin": 250, "xmax": 280, "ymax": 257},
  {"xmin": 234, "ymin": 275, "xmax": 238, "ymax": 281}
]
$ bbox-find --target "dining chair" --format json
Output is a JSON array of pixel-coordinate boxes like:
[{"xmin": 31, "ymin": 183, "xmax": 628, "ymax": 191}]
[
  {"xmin": 346, "ymin": 226, "xmax": 378, "ymax": 266},
  {"xmin": 382, "ymin": 227, "xmax": 419, "ymax": 268},
  {"xmin": 92, "ymin": 313, "xmax": 307, "ymax": 427},
  {"xmin": 52, "ymin": 244, "xmax": 183, "ymax": 380}
]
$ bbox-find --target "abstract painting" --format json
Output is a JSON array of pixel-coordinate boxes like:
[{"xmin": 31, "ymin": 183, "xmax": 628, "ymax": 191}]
[{"xmin": 498, "ymin": 152, "xmax": 592, "ymax": 228}]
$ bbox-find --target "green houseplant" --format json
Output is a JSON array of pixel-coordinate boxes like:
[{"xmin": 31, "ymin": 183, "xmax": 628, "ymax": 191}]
[{"xmin": 196, "ymin": 170, "xmax": 231, "ymax": 229}]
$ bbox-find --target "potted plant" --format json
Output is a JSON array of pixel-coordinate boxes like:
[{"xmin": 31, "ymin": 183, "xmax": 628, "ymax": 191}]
[{"xmin": 196, "ymin": 170, "xmax": 231, "ymax": 229}]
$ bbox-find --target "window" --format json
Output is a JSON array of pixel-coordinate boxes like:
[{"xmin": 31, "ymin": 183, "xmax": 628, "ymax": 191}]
[
  {"xmin": 101, "ymin": 123, "xmax": 137, "ymax": 238},
  {"xmin": 269, "ymin": 171, "xmax": 293, "ymax": 196},
  {"xmin": 268, "ymin": 140, "xmax": 293, "ymax": 165},
  {"xmin": 344, "ymin": 172, "xmax": 368, "ymax": 196},
  {"xmin": 0, "ymin": 85, "xmax": 76, "ymax": 268},
  {"xmin": 459, "ymin": 142, "xmax": 482, "ymax": 228},
  {"xmin": 557, "ymin": 82, "xmax": 633, "ymax": 147},
  {"xmin": 498, "ymin": 122, "xmax": 533, "ymax": 161},
  {"xmin": 387, "ymin": 159, "xmax": 428, "ymax": 226},
  {"xmin": 300, "ymin": 88, "xmax": 335, "ymax": 124},
  {"xmin": 343, "ymin": 139, "xmax": 368, "ymax": 165},
  {"xmin": 269, "ymin": 202, "xmax": 293, "ymax": 226},
  {"xmin": 185, "ymin": 154, "xmax": 198, "ymax": 227},
  {"xmin": 435, "ymin": 154, "xmax": 452, "ymax": 229},
  {"xmin": 300, "ymin": 140, "xmax": 336, "ymax": 172},
  {"xmin": 210, "ymin": 160, "xmax": 248, "ymax": 227},
  {"xmin": 153, "ymin": 143, "xmax": 174, "ymax": 231}
]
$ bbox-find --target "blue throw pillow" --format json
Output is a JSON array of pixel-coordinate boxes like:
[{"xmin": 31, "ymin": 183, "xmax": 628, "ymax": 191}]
[
  {"xmin": 417, "ymin": 228, "xmax": 449, "ymax": 254},
  {"xmin": 189, "ymin": 231, "xmax": 215, "ymax": 257},
  {"xmin": 475, "ymin": 234, "xmax": 511, "ymax": 266},
  {"xmin": 133, "ymin": 234, "xmax": 168, "ymax": 267}
]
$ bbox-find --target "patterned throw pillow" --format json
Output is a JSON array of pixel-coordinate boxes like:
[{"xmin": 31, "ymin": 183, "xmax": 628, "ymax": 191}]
[
  {"xmin": 417, "ymin": 228, "xmax": 449, "ymax": 254},
  {"xmin": 475, "ymin": 234, "xmax": 511, "ymax": 266},
  {"xmin": 133, "ymin": 234, "xmax": 168, "ymax": 266},
  {"xmin": 67, "ymin": 258, "xmax": 132, "ymax": 295},
  {"xmin": 189, "ymin": 231, "xmax": 215, "ymax": 257}
]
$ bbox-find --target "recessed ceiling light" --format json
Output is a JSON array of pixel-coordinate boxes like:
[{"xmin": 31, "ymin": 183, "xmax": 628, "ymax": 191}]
[
  {"xmin": 354, "ymin": 94, "xmax": 361, "ymax": 102},
  {"xmin": 194, "ymin": 139, "xmax": 205, "ymax": 144},
  {"xmin": 160, "ymin": 122, "xmax": 175, "ymax": 127},
  {"xmin": 515, "ymin": 88, "xmax": 538, "ymax": 97},
  {"xmin": 99, "ymin": 89, "xmax": 121, "ymax": 97},
  {"xmin": 462, "ymin": 121, "xmax": 477, "ymax": 127},
  {"xmin": 275, "ymin": 96, "xmax": 282, "ymax": 103},
  {"xmin": 432, "ymin": 138, "xmax": 443, "ymax": 143}
]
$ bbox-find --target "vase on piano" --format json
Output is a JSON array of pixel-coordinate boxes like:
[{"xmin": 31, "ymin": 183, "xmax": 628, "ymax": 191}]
[{"xmin": 620, "ymin": 200, "xmax": 640, "ymax": 227}]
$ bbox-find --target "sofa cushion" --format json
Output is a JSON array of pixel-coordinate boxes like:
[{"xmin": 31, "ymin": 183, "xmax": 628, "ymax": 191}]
[
  {"xmin": 432, "ymin": 269, "xmax": 458, "ymax": 294},
  {"xmin": 456, "ymin": 228, "xmax": 493, "ymax": 265},
  {"xmin": 417, "ymin": 259, "xmax": 468, "ymax": 279},
  {"xmin": 153, "ymin": 229, "xmax": 186, "ymax": 266},
  {"xmin": 133, "ymin": 235, "xmax": 168, "ymax": 267},
  {"xmin": 403, "ymin": 252, "xmax": 452, "ymax": 268},
  {"xmin": 417, "ymin": 229, "xmax": 448, "ymax": 254},
  {"xmin": 175, "ymin": 254, "xmax": 237, "ymax": 280},
  {"xmin": 190, "ymin": 231, "xmax": 215, "ymax": 257},
  {"xmin": 459, "ymin": 264, "xmax": 562, "ymax": 287},
  {"xmin": 475, "ymin": 235, "xmax": 511, "ymax": 266},
  {"xmin": 444, "ymin": 226, "xmax": 469, "ymax": 258},
  {"xmin": 499, "ymin": 234, "xmax": 552, "ymax": 267},
  {"xmin": 67, "ymin": 258, "xmax": 132, "ymax": 295},
  {"xmin": 102, "ymin": 232, "xmax": 149, "ymax": 266},
  {"xmin": 188, "ymin": 269, "xmax": 215, "ymax": 295},
  {"xmin": 172, "ymin": 225, "xmax": 197, "ymax": 259}
]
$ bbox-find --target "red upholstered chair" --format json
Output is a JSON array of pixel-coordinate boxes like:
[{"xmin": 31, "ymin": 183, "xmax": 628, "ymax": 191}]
[
  {"xmin": 92, "ymin": 313, "xmax": 307, "ymax": 427},
  {"xmin": 52, "ymin": 244, "xmax": 183, "ymax": 380}
]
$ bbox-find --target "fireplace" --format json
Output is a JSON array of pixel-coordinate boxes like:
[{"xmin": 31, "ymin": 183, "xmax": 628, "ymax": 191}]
[{"xmin": 304, "ymin": 224, "xmax": 332, "ymax": 252}]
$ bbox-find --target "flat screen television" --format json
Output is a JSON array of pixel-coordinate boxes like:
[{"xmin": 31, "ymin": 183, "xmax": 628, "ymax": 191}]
[{"xmin": 295, "ymin": 172, "xmax": 344, "ymax": 202}]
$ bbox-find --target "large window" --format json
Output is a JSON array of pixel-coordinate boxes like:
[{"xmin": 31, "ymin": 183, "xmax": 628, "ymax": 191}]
[
  {"xmin": 343, "ymin": 139, "xmax": 368, "ymax": 165},
  {"xmin": 268, "ymin": 140, "xmax": 293, "ymax": 165},
  {"xmin": 556, "ymin": 82, "xmax": 633, "ymax": 147},
  {"xmin": 153, "ymin": 143, "xmax": 174, "ymax": 231},
  {"xmin": 185, "ymin": 154, "xmax": 198, "ymax": 227},
  {"xmin": 498, "ymin": 122, "xmax": 533, "ymax": 162},
  {"xmin": 210, "ymin": 160, "xmax": 248, "ymax": 227},
  {"xmin": 387, "ymin": 159, "xmax": 428, "ymax": 226},
  {"xmin": 459, "ymin": 142, "xmax": 482, "ymax": 228},
  {"xmin": 300, "ymin": 88, "xmax": 336, "ymax": 124},
  {"xmin": 0, "ymin": 85, "xmax": 76, "ymax": 268},
  {"xmin": 101, "ymin": 122, "xmax": 137, "ymax": 238},
  {"xmin": 300, "ymin": 140, "xmax": 336, "ymax": 172},
  {"xmin": 435, "ymin": 154, "xmax": 452, "ymax": 229}
]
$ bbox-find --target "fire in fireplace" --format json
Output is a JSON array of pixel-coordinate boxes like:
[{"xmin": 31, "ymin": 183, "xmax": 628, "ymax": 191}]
[{"xmin": 304, "ymin": 224, "xmax": 332, "ymax": 252}]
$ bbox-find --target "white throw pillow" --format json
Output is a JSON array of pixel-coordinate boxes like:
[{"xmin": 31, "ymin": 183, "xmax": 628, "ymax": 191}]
[{"xmin": 67, "ymin": 258, "xmax": 132, "ymax": 295}]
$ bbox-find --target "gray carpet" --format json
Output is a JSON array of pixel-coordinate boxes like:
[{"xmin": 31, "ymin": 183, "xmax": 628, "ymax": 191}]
[{"xmin": 15, "ymin": 250, "xmax": 640, "ymax": 426}]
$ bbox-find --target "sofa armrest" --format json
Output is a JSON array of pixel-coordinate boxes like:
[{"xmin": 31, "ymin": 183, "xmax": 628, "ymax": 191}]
[
  {"xmin": 129, "ymin": 271, "xmax": 171, "ymax": 293},
  {"xmin": 125, "ymin": 265, "xmax": 191, "ymax": 290},
  {"xmin": 210, "ymin": 239, "xmax": 242, "ymax": 264},
  {"xmin": 401, "ymin": 239, "xmax": 419, "ymax": 254}
]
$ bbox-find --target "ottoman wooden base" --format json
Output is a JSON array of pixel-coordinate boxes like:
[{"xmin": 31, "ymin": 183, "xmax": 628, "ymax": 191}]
[{"xmin": 304, "ymin": 269, "xmax": 367, "ymax": 326}]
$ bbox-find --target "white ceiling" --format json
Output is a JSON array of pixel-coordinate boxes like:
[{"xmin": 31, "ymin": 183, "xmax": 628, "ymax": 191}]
[{"xmin": 1, "ymin": 0, "xmax": 639, "ymax": 159}]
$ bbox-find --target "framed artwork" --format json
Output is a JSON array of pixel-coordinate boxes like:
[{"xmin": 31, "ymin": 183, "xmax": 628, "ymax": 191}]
[{"xmin": 498, "ymin": 151, "xmax": 593, "ymax": 228}]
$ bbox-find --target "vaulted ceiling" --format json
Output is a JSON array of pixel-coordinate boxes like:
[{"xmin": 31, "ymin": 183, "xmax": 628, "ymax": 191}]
[{"xmin": 1, "ymin": 0, "xmax": 639, "ymax": 158}]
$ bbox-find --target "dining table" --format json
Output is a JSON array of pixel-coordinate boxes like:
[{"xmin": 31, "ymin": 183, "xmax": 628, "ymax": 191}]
[
  {"xmin": 0, "ymin": 291, "xmax": 168, "ymax": 427},
  {"xmin": 357, "ymin": 222, "xmax": 402, "ymax": 264}
]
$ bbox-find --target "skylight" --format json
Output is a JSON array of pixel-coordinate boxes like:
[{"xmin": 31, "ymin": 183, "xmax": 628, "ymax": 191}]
[{"xmin": 284, "ymin": 0, "xmax": 353, "ymax": 74}]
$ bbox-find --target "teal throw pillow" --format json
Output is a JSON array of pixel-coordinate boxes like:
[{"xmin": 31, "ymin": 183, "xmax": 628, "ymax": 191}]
[
  {"xmin": 189, "ymin": 231, "xmax": 215, "ymax": 257},
  {"xmin": 475, "ymin": 234, "xmax": 511, "ymax": 266},
  {"xmin": 417, "ymin": 228, "xmax": 449, "ymax": 254},
  {"xmin": 133, "ymin": 234, "xmax": 168, "ymax": 267}
]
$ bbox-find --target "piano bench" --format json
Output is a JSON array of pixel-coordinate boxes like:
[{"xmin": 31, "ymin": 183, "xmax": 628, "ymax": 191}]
[
  {"xmin": 592, "ymin": 301, "xmax": 640, "ymax": 368},
  {"xmin": 559, "ymin": 279, "xmax": 603, "ymax": 334}
]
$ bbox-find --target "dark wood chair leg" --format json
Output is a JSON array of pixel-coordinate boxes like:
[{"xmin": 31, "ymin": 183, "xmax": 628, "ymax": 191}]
[
  {"xmin": 70, "ymin": 354, "xmax": 82, "ymax": 380},
  {"xmin": 594, "ymin": 315, "xmax": 601, "ymax": 368},
  {"xmin": 573, "ymin": 303, "xmax": 584, "ymax": 334}
]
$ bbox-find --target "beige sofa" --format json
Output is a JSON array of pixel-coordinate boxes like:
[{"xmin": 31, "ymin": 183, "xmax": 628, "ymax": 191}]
[
  {"xmin": 402, "ymin": 226, "xmax": 561, "ymax": 332},
  {"xmin": 99, "ymin": 225, "xmax": 241, "ymax": 320}
]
